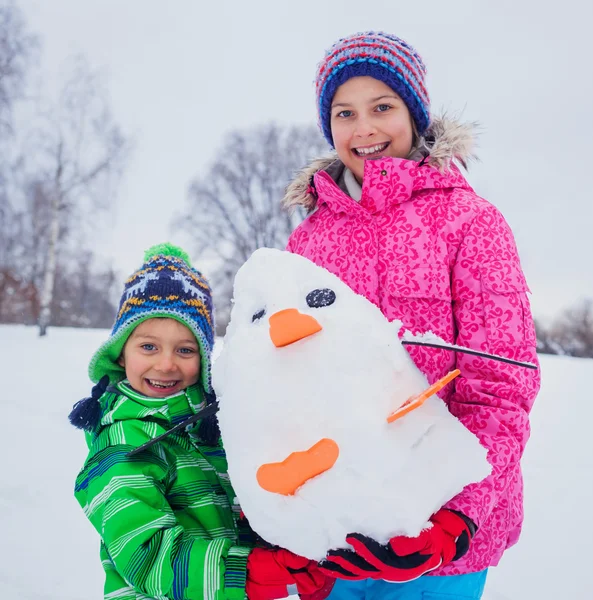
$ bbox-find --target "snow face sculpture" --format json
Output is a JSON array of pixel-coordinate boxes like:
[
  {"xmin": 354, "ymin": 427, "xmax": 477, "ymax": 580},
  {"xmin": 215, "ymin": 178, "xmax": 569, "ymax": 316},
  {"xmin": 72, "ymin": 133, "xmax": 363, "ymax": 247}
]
[{"xmin": 213, "ymin": 248, "xmax": 490, "ymax": 560}]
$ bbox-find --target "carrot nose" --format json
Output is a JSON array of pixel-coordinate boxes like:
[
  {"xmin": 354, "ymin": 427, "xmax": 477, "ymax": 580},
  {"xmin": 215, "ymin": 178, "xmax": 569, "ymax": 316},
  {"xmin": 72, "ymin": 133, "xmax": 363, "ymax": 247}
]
[
  {"xmin": 269, "ymin": 308, "xmax": 322, "ymax": 348},
  {"xmin": 257, "ymin": 438, "xmax": 339, "ymax": 496}
]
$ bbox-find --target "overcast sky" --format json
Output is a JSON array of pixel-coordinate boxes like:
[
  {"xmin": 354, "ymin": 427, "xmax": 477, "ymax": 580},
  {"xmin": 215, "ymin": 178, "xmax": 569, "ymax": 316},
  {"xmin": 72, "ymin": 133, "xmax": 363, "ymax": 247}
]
[{"xmin": 17, "ymin": 0, "xmax": 593, "ymax": 319}]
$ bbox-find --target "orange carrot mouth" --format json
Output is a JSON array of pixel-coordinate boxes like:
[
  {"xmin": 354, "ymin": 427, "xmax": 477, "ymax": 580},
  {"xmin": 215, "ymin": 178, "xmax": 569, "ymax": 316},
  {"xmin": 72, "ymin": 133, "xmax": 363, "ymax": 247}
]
[{"xmin": 257, "ymin": 438, "xmax": 340, "ymax": 495}]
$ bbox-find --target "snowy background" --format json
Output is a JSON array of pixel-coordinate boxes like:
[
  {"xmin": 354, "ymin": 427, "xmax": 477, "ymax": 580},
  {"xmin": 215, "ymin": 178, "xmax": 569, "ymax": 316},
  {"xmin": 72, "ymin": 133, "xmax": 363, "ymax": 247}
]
[
  {"xmin": 1, "ymin": 324, "xmax": 591, "ymax": 599},
  {"xmin": 15, "ymin": 0, "xmax": 593, "ymax": 320}
]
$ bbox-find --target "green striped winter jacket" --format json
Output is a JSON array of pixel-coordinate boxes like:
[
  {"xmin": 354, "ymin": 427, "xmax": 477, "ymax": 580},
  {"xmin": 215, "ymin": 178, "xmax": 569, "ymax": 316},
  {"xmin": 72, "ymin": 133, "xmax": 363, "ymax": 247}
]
[{"xmin": 74, "ymin": 381, "xmax": 253, "ymax": 600}]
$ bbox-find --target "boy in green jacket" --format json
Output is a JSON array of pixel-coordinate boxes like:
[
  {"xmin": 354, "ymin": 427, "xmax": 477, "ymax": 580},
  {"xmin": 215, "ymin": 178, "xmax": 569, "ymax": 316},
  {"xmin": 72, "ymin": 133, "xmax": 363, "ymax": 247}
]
[{"xmin": 71, "ymin": 244, "xmax": 327, "ymax": 600}]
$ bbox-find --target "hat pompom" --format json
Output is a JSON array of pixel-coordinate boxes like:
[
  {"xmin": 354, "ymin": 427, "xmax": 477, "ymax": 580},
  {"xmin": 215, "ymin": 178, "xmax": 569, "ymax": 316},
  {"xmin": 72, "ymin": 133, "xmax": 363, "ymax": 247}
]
[
  {"xmin": 144, "ymin": 243, "xmax": 192, "ymax": 266},
  {"xmin": 68, "ymin": 375, "xmax": 110, "ymax": 431}
]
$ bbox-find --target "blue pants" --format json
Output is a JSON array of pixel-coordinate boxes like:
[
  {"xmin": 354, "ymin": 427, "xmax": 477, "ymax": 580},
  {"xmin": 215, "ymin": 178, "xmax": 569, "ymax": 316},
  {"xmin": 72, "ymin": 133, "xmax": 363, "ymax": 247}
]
[{"xmin": 325, "ymin": 570, "xmax": 488, "ymax": 600}]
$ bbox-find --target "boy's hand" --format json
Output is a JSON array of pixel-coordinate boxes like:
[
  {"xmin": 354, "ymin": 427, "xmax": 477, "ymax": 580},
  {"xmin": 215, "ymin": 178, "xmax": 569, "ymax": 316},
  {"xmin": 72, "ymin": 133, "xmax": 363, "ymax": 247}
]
[
  {"xmin": 246, "ymin": 547, "xmax": 330, "ymax": 600},
  {"xmin": 319, "ymin": 509, "xmax": 476, "ymax": 582}
]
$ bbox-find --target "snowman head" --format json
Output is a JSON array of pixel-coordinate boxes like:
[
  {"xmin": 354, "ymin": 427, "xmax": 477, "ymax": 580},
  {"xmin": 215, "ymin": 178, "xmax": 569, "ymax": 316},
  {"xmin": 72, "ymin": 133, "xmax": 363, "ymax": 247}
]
[
  {"xmin": 220, "ymin": 248, "xmax": 418, "ymax": 405},
  {"xmin": 225, "ymin": 247, "xmax": 407, "ymax": 350}
]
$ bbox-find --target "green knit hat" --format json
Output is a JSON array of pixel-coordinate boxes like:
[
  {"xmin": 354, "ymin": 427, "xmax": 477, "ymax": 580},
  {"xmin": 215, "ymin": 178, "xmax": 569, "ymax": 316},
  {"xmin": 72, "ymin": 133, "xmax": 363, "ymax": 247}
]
[{"xmin": 88, "ymin": 243, "xmax": 215, "ymax": 395}]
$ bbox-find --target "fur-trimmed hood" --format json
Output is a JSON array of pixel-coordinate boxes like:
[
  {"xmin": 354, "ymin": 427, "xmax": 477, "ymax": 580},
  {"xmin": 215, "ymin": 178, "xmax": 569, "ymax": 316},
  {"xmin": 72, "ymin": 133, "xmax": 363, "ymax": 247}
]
[{"xmin": 283, "ymin": 115, "xmax": 477, "ymax": 212}]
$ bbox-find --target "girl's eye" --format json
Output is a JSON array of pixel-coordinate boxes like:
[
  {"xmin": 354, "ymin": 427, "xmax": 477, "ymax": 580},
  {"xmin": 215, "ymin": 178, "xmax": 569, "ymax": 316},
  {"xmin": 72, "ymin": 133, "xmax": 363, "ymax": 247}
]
[
  {"xmin": 337, "ymin": 109, "xmax": 353, "ymax": 118},
  {"xmin": 141, "ymin": 344, "xmax": 156, "ymax": 351},
  {"xmin": 252, "ymin": 308, "xmax": 266, "ymax": 322},
  {"xmin": 376, "ymin": 104, "xmax": 391, "ymax": 112},
  {"xmin": 178, "ymin": 348, "xmax": 196, "ymax": 355},
  {"xmin": 306, "ymin": 288, "xmax": 336, "ymax": 308}
]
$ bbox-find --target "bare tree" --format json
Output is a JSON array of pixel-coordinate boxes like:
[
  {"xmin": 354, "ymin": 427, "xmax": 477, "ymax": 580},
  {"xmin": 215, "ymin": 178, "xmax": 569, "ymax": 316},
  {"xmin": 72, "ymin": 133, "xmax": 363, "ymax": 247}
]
[
  {"xmin": 534, "ymin": 318, "xmax": 565, "ymax": 356},
  {"xmin": 49, "ymin": 250, "xmax": 119, "ymax": 328},
  {"xmin": 548, "ymin": 299, "xmax": 593, "ymax": 358},
  {"xmin": 0, "ymin": 0, "xmax": 36, "ymax": 281},
  {"xmin": 0, "ymin": 10, "xmax": 123, "ymax": 331},
  {"xmin": 175, "ymin": 123, "xmax": 327, "ymax": 332},
  {"xmin": 535, "ymin": 299, "xmax": 593, "ymax": 358},
  {"xmin": 0, "ymin": 1, "xmax": 38, "ymax": 137},
  {"xmin": 0, "ymin": 175, "xmax": 43, "ymax": 323},
  {"xmin": 28, "ymin": 57, "xmax": 128, "ymax": 335}
]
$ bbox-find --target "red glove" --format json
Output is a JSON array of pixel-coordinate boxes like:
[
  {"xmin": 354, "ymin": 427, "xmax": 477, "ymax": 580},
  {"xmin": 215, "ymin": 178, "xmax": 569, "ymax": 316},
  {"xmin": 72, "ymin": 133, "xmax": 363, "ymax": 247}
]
[
  {"xmin": 319, "ymin": 509, "xmax": 476, "ymax": 582},
  {"xmin": 246, "ymin": 547, "xmax": 331, "ymax": 600}
]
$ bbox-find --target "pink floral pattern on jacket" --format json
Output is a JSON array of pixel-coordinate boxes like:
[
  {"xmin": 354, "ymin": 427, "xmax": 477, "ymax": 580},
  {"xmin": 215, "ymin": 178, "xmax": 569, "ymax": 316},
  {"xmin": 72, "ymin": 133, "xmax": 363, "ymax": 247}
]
[{"xmin": 286, "ymin": 156, "xmax": 540, "ymax": 575}]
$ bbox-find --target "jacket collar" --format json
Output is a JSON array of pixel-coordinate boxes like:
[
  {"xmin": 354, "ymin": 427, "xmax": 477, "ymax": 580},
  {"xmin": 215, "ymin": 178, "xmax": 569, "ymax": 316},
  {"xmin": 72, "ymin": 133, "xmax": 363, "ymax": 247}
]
[
  {"xmin": 101, "ymin": 381, "xmax": 206, "ymax": 426},
  {"xmin": 314, "ymin": 156, "xmax": 472, "ymax": 215}
]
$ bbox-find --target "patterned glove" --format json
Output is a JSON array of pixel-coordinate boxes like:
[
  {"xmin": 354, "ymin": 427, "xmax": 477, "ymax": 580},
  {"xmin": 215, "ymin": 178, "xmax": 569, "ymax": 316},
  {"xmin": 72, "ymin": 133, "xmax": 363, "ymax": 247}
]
[
  {"xmin": 319, "ymin": 509, "xmax": 476, "ymax": 582},
  {"xmin": 246, "ymin": 547, "xmax": 329, "ymax": 600}
]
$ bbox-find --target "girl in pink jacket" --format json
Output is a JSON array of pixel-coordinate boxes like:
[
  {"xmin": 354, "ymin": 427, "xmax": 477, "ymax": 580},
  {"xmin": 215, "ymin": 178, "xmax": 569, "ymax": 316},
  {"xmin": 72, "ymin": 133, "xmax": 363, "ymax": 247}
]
[{"xmin": 284, "ymin": 31, "xmax": 540, "ymax": 600}]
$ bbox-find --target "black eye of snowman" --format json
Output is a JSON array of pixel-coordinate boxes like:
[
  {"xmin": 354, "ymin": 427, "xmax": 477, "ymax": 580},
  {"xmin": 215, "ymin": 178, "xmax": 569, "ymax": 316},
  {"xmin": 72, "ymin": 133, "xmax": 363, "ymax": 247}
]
[
  {"xmin": 306, "ymin": 288, "xmax": 336, "ymax": 308},
  {"xmin": 252, "ymin": 308, "xmax": 266, "ymax": 322}
]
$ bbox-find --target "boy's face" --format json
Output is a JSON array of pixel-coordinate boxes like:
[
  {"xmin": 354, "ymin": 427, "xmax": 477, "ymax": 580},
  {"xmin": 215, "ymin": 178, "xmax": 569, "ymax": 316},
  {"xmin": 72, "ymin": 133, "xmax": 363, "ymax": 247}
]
[
  {"xmin": 118, "ymin": 318, "xmax": 201, "ymax": 398},
  {"xmin": 330, "ymin": 76, "xmax": 414, "ymax": 183}
]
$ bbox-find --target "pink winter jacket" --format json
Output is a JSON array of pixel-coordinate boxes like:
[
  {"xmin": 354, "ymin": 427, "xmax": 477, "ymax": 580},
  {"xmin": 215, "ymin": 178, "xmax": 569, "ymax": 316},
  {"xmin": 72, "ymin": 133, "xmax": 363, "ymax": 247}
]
[{"xmin": 283, "ymin": 118, "xmax": 540, "ymax": 575}]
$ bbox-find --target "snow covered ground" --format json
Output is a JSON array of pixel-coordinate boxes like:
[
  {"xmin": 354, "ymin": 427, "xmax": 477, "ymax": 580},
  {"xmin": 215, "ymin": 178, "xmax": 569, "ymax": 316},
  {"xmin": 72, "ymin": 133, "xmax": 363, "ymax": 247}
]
[{"xmin": 0, "ymin": 324, "xmax": 591, "ymax": 599}]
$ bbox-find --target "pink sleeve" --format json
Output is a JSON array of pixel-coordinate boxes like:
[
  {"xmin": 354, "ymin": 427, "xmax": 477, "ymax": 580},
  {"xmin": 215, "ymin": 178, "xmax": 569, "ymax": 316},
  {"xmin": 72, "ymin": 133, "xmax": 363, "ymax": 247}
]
[
  {"xmin": 286, "ymin": 220, "xmax": 312, "ymax": 254},
  {"xmin": 286, "ymin": 232, "xmax": 296, "ymax": 252},
  {"xmin": 444, "ymin": 204, "xmax": 541, "ymax": 527}
]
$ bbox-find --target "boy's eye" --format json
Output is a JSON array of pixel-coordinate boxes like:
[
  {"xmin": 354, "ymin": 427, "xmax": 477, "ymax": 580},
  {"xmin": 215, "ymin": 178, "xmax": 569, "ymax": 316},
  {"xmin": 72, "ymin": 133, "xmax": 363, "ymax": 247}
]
[
  {"xmin": 178, "ymin": 347, "xmax": 196, "ymax": 355},
  {"xmin": 306, "ymin": 289, "xmax": 336, "ymax": 308},
  {"xmin": 141, "ymin": 343, "xmax": 156, "ymax": 351},
  {"xmin": 252, "ymin": 308, "xmax": 266, "ymax": 322}
]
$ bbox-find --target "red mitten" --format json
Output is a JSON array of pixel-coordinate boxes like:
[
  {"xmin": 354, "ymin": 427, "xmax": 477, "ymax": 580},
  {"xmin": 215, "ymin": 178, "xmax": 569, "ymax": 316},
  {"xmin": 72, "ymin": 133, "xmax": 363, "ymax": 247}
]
[
  {"xmin": 246, "ymin": 548, "xmax": 329, "ymax": 600},
  {"xmin": 320, "ymin": 509, "xmax": 476, "ymax": 582}
]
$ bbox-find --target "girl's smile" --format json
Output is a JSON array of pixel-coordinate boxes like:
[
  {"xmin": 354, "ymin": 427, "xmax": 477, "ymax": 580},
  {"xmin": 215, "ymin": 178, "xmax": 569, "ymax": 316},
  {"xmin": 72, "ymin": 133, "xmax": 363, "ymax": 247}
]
[{"xmin": 352, "ymin": 141, "xmax": 391, "ymax": 158}]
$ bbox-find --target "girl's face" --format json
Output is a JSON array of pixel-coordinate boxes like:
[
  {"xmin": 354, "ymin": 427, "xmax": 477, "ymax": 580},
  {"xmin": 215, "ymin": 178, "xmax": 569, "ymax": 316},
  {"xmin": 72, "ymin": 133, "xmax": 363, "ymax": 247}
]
[
  {"xmin": 330, "ymin": 76, "xmax": 414, "ymax": 183},
  {"xmin": 118, "ymin": 318, "xmax": 201, "ymax": 397}
]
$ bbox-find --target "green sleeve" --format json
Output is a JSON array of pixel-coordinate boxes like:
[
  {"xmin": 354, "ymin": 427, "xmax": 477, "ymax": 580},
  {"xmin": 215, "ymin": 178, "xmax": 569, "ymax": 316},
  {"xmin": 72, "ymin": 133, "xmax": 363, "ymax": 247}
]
[{"xmin": 74, "ymin": 440, "xmax": 249, "ymax": 600}]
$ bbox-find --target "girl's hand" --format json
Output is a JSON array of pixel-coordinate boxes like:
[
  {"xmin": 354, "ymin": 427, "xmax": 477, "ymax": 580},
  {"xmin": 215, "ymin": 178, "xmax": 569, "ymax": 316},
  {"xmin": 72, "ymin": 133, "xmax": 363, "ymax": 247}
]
[{"xmin": 319, "ymin": 509, "xmax": 476, "ymax": 582}]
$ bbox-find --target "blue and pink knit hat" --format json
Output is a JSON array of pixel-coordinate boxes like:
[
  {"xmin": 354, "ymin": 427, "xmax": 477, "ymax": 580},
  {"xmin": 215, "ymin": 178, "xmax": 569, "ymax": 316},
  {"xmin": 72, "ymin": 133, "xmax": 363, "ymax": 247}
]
[{"xmin": 315, "ymin": 31, "xmax": 430, "ymax": 147}]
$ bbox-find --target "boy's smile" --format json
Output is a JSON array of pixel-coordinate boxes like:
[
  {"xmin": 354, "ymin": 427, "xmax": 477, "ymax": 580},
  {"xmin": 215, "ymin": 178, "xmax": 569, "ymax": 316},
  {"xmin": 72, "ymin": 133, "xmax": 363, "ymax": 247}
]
[
  {"xmin": 330, "ymin": 76, "xmax": 414, "ymax": 183},
  {"xmin": 118, "ymin": 318, "xmax": 201, "ymax": 398}
]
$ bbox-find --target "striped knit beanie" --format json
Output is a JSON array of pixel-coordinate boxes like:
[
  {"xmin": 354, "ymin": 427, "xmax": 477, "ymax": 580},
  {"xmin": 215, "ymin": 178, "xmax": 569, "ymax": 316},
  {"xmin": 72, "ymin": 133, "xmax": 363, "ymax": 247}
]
[
  {"xmin": 315, "ymin": 31, "xmax": 430, "ymax": 147},
  {"xmin": 88, "ymin": 243, "xmax": 215, "ymax": 395}
]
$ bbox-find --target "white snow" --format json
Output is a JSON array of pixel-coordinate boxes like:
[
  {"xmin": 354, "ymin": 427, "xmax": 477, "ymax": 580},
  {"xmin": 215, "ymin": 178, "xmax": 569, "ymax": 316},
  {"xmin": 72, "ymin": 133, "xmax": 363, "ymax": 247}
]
[
  {"xmin": 401, "ymin": 330, "xmax": 446, "ymax": 344},
  {"xmin": 0, "ymin": 323, "xmax": 591, "ymax": 599},
  {"xmin": 214, "ymin": 249, "xmax": 490, "ymax": 560}
]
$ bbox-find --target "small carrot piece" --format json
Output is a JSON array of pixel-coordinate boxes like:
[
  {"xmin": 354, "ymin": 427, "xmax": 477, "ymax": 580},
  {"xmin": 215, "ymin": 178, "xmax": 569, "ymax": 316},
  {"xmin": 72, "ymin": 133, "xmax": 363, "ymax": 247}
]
[{"xmin": 386, "ymin": 369, "xmax": 461, "ymax": 424}]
